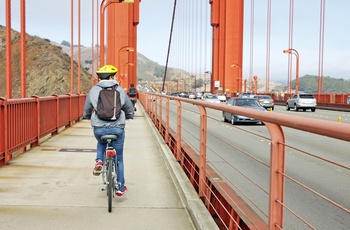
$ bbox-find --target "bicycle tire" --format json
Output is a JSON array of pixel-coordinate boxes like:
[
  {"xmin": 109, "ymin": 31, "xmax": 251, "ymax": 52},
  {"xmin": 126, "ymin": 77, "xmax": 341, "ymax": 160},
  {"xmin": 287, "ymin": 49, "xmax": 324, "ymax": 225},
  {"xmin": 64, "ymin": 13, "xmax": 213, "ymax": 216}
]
[{"xmin": 107, "ymin": 157, "xmax": 113, "ymax": 212}]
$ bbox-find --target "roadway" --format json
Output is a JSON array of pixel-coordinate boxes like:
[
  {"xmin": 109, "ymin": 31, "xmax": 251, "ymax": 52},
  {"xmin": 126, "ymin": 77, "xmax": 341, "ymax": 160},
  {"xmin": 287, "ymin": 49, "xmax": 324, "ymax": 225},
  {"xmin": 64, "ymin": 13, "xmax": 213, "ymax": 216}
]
[{"xmin": 165, "ymin": 102, "xmax": 350, "ymax": 230}]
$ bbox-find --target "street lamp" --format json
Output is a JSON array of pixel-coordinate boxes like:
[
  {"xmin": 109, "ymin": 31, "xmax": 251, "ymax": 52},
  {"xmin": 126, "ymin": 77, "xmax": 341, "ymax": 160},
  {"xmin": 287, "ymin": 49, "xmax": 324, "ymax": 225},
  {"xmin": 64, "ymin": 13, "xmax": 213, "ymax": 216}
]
[
  {"xmin": 120, "ymin": 62, "xmax": 134, "ymax": 83},
  {"xmin": 190, "ymin": 75, "xmax": 196, "ymax": 92},
  {"xmin": 173, "ymin": 79, "xmax": 179, "ymax": 92},
  {"xmin": 283, "ymin": 48, "xmax": 299, "ymax": 94},
  {"xmin": 118, "ymin": 46, "xmax": 134, "ymax": 80},
  {"xmin": 204, "ymin": 71, "xmax": 211, "ymax": 93}
]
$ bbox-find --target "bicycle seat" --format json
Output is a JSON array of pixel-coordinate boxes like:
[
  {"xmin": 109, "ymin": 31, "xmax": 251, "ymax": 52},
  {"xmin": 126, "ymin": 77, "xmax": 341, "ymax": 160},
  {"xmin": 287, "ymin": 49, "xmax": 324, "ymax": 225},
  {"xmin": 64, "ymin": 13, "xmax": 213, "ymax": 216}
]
[{"xmin": 101, "ymin": 135, "xmax": 117, "ymax": 141}]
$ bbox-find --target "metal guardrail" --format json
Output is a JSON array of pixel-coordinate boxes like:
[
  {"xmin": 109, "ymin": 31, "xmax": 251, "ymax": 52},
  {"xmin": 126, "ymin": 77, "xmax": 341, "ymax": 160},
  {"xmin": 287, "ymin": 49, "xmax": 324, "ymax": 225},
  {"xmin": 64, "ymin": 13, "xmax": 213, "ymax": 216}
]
[
  {"xmin": 0, "ymin": 94, "xmax": 86, "ymax": 166},
  {"xmin": 139, "ymin": 92, "xmax": 350, "ymax": 229}
]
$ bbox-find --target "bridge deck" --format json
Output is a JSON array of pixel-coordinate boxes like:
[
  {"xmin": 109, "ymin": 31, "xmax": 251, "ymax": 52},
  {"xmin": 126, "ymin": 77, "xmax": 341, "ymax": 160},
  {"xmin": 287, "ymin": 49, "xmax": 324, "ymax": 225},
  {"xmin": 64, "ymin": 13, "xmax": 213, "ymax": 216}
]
[{"xmin": 0, "ymin": 105, "xmax": 217, "ymax": 230}]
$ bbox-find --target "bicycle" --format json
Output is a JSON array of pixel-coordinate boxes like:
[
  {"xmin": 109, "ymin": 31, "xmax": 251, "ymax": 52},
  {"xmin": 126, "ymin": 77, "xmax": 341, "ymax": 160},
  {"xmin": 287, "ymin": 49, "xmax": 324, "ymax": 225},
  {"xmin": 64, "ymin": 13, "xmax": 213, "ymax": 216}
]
[
  {"xmin": 100, "ymin": 134, "xmax": 118, "ymax": 212},
  {"xmin": 130, "ymin": 98, "xmax": 137, "ymax": 111}
]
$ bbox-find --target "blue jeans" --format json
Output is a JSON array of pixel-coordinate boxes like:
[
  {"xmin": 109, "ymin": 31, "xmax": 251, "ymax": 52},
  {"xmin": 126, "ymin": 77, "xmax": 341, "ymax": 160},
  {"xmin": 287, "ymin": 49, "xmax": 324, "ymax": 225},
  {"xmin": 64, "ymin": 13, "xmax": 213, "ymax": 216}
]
[{"xmin": 93, "ymin": 127, "xmax": 125, "ymax": 192}]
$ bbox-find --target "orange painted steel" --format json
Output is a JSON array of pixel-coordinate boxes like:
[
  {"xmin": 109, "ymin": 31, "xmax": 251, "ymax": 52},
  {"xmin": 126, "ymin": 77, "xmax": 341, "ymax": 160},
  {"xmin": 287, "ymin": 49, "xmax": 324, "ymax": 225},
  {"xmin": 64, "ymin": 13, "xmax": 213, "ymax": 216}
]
[
  {"xmin": 99, "ymin": 1, "xmax": 138, "ymax": 88},
  {"xmin": 210, "ymin": 0, "xmax": 243, "ymax": 95},
  {"xmin": 77, "ymin": 0, "xmax": 81, "ymax": 94},
  {"xmin": 117, "ymin": 46, "xmax": 134, "ymax": 83},
  {"xmin": 0, "ymin": 94, "xmax": 86, "ymax": 166},
  {"xmin": 140, "ymin": 92, "xmax": 350, "ymax": 229},
  {"xmin": 196, "ymin": 105, "xmax": 207, "ymax": 198},
  {"xmin": 70, "ymin": 0, "xmax": 74, "ymax": 94},
  {"xmin": 6, "ymin": 0, "xmax": 12, "ymax": 98},
  {"xmin": 20, "ymin": 0, "xmax": 26, "ymax": 98},
  {"xmin": 99, "ymin": 0, "xmax": 121, "ymax": 67},
  {"xmin": 283, "ymin": 49, "xmax": 299, "ymax": 94},
  {"xmin": 108, "ymin": 1, "xmax": 139, "ymax": 88}
]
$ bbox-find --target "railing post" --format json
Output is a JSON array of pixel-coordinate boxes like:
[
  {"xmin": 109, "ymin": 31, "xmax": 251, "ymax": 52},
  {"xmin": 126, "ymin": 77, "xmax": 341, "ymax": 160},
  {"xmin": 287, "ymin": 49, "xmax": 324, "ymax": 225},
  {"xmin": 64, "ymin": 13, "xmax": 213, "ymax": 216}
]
[
  {"xmin": 175, "ymin": 100, "xmax": 182, "ymax": 161},
  {"xmin": 264, "ymin": 122, "xmax": 286, "ymax": 229},
  {"xmin": 165, "ymin": 98, "xmax": 170, "ymax": 144},
  {"xmin": 0, "ymin": 97, "xmax": 9, "ymax": 166},
  {"xmin": 32, "ymin": 95, "xmax": 40, "ymax": 147},
  {"xmin": 158, "ymin": 95, "xmax": 162, "ymax": 132},
  {"xmin": 196, "ymin": 105, "xmax": 207, "ymax": 198}
]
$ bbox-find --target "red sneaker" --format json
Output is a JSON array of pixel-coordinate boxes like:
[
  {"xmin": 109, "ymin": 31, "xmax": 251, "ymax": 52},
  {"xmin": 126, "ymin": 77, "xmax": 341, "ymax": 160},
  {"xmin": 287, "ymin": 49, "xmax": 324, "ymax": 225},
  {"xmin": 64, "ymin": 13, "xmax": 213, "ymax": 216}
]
[
  {"xmin": 93, "ymin": 160, "xmax": 103, "ymax": 176},
  {"xmin": 116, "ymin": 186, "xmax": 127, "ymax": 197}
]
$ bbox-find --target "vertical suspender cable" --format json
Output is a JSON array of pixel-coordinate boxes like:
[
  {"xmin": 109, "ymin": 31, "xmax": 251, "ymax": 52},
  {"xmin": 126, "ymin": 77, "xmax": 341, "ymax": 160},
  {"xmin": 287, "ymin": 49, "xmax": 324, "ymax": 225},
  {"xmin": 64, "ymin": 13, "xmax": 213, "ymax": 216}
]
[
  {"xmin": 249, "ymin": 0, "xmax": 255, "ymax": 92},
  {"xmin": 92, "ymin": 0, "xmax": 95, "ymax": 86},
  {"xmin": 318, "ymin": 0, "xmax": 326, "ymax": 95},
  {"xmin": 265, "ymin": 0, "xmax": 272, "ymax": 93},
  {"xmin": 287, "ymin": 0, "xmax": 294, "ymax": 94},
  {"xmin": 96, "ymin": 0, "xmax": 100, "ymax": 84},
  {"xmin": 78, "ymin": 0, "xmax": 81, "ymax": 94},
  {"xmin": 162, "ymin": 0, "xmax": 177, "ymax": 92},
  {"xmin": 70, "ymin": 0, "xmax": 74, "ymax": 94}
]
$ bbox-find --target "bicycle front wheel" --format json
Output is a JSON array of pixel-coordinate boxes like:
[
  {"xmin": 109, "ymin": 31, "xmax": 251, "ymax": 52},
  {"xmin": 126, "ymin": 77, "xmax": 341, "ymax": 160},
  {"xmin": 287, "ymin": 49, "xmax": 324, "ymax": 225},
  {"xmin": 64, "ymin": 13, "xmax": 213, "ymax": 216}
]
[{"xmin": 107, "ymin": 158, "xmax": 114, "ymax": 212}]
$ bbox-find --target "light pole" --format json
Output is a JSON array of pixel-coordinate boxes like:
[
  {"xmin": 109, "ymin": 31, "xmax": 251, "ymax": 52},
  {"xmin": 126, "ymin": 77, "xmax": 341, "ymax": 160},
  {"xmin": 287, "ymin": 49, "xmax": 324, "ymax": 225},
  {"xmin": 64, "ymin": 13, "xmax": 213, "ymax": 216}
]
[
  {"xmin": 283, "ymin": 49, "xmax": 299, "ymax": 94},
  {"xmin": 121, "ymin": 62, "xmax": 134, "ymax": 86},
  {"xmin": 190, "ymin": 75, "xmax": 196, "ymax": 92},
  {"xmin": 204, "ymin": 71, "xmax": 211, "ymax": 93},
  {"xmin": 118, "ymin": 46, "xmax": 134, "ymax": 81},
  {"xmin": 173, "ymin": 79, "xmax": 179, "ymax": 92}
]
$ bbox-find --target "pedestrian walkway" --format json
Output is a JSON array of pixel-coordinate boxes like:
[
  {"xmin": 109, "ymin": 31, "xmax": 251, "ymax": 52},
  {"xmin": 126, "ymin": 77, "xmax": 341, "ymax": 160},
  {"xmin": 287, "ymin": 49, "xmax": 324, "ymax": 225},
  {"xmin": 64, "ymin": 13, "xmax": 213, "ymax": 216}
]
[{"xmin": 0, "ymin": 104, "xmax": 218, "ymax": 230}]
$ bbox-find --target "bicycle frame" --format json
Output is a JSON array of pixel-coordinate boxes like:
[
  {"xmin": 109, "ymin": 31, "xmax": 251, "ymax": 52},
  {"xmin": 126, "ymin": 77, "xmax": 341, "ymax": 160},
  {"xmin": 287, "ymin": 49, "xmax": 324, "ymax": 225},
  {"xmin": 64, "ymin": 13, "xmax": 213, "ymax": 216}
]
[{"xmin": 100, "ymin": 135, "xmax": 118, "ymax": 212}]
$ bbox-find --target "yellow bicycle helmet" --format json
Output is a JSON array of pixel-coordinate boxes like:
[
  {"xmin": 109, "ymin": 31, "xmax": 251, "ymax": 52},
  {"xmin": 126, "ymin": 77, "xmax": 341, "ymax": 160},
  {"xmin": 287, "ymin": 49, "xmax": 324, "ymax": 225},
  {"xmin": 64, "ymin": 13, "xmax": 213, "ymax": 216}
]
[{"xmin": 96, "ymin": 65, "xmax": 118, "ymax": 79}]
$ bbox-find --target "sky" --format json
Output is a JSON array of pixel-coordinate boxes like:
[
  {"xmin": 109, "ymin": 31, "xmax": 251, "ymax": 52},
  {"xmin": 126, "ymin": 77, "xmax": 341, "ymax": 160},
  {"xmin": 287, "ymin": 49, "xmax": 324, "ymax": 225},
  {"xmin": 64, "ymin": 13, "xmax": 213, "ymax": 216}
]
[{"xmin": 1, "ymin": 0, "xmax": 350, "ymax": 83}]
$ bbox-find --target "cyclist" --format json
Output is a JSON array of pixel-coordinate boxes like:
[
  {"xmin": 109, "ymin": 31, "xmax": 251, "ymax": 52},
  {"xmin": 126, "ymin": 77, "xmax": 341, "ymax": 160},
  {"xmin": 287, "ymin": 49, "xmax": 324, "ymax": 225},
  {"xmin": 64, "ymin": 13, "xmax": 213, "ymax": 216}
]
[
  {"xmin": 83, "ymin": 64, "xmax": 134, "ymax": 197},
  {"xmin": 127, "ymin": 83, "xmax": 139, "ymax": 111}
]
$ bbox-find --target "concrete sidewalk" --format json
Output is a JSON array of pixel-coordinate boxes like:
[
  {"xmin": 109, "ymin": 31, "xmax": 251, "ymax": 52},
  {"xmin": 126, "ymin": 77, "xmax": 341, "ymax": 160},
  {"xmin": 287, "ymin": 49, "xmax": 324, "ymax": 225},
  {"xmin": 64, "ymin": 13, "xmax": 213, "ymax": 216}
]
[{"xmin": 0, "ymin": 104, "xmax": 218, "ymax": 230}]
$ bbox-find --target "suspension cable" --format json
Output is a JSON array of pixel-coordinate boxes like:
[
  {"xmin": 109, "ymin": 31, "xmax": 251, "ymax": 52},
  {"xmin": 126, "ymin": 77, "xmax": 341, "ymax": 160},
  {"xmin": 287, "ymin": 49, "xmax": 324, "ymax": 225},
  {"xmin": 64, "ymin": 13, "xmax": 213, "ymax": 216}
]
[{"xmin": 162, "ymin": 0, "xmax": 178, "ymax": 92}]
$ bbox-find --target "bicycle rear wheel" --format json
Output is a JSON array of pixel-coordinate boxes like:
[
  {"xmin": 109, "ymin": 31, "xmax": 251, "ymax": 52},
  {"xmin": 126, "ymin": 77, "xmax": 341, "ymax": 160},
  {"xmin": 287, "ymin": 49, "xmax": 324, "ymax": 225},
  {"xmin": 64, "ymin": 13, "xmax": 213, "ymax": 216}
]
[{"xmin": 107, "ymin": 158, "xmax": 114, "ymax": 212}]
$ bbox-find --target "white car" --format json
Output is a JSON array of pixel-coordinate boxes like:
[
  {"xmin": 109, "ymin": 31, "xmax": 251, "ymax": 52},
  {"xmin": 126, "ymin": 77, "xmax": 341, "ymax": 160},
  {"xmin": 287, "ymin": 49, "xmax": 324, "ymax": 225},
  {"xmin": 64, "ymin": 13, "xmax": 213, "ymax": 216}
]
[
  {"xmin": 216, "ymin": 93, "xmax": 226, "ymax": 102},
  {"xmin": 202, "ymin": 94, "xmax": 221, "ymax": 103}
]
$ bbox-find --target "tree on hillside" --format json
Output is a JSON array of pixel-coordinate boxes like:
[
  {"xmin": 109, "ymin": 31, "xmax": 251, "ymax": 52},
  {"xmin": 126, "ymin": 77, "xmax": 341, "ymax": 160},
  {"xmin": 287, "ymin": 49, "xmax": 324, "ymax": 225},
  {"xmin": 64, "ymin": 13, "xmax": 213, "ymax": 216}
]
[
  {"xmin": 291, "ymin": 75, "xmax": 350, "ymax": 93},
  {"xmin": 154, "ymin": 66, "xmax": 165, "ymax": 78},
  {"xmin": 61, "ymin": 40, "xmax": 70, "ymax": 46}
]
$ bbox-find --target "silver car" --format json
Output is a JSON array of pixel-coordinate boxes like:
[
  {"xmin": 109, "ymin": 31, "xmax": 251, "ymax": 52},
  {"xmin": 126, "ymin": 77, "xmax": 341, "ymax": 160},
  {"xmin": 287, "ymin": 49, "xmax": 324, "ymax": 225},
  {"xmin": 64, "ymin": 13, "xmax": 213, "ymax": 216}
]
[
  {"xmin": 222, "ymin": 97, "xmax": 266, "ymax": 125},
  {"xmin": 254, "ymin": 95, "xmax": 274, "ymax": 111},
  {"xmin": 286, "ymin": 93, "xmax": 316, "ymax": 112}
]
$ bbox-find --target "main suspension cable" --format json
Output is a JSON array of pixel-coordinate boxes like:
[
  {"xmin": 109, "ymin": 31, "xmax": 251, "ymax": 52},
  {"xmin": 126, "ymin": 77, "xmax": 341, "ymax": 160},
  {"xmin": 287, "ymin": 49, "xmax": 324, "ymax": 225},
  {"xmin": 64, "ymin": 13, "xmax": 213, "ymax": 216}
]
[{"xmin": 162, "ymin": 0, "xmax": 177, "ymax": 92}]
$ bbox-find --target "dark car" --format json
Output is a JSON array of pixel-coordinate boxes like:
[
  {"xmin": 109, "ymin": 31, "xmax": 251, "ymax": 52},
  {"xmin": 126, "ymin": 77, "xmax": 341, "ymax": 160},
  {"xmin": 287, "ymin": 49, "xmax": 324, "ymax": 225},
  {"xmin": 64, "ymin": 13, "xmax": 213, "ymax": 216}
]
[
  {"xmin": 253, "ymin": 95, "xmax": 274, "ymax": 110},
  {"xmin": 222, "ymin": 97, "xmax": 266, "ymax": 125}
]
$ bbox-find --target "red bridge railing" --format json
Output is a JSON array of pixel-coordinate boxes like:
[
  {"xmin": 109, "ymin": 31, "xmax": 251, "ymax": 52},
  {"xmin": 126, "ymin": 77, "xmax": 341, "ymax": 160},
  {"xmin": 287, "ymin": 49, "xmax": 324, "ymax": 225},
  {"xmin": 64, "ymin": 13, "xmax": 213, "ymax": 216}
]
[
  {"xmin": 139, "ymin": 92, "xmax": 350, "ymax": 230},
  {"xmin": 0, "ymin": 94, "xmax": 86, "ymax": 166}
]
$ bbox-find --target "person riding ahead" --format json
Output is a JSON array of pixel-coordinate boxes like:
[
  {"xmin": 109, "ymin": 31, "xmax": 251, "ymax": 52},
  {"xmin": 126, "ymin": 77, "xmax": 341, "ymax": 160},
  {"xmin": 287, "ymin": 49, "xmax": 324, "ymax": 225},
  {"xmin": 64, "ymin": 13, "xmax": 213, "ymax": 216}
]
[
  {"xmin": 127, "ymin": 83, "xmax": 139, "ymax": 111},
  {"xmin": 83, "ymin": 64, "xmax": 134, "ymax": 197}
]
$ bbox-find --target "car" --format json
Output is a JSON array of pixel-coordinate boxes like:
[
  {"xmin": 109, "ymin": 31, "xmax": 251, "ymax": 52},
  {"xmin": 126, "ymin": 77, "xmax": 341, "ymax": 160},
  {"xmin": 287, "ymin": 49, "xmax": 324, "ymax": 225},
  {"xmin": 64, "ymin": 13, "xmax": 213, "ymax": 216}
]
[
  {"xmin": 202, "ymin": 94, "xmax": 221, "ymax": 103},
  {"xmin": 254, "ymin": 95, "xmax": 274, "ymax": 111},
  {"xmin": 222, "ymin": 97, "xmax": 266, "ymax": 125},
  {"xmin": 216, "ymin": 93, "xmax": 227, "ymax": 102},
  {"xmin": 238, "ymin": 92, "xmax": 254, "ymax": 98},
  {"xmin": 286, "ymin": 93, "xmax": 316, "ymax": 112},
  {"xmin": 196, "ymin": 91, "xmax": 203, "ymax": 99},
  {"xmin": 178, "ymin": 91, "xmax": 189, "ymax": 98},
  {"xmin": 188, "ymin": 92, "xmax": 196, "ymax": 99}
]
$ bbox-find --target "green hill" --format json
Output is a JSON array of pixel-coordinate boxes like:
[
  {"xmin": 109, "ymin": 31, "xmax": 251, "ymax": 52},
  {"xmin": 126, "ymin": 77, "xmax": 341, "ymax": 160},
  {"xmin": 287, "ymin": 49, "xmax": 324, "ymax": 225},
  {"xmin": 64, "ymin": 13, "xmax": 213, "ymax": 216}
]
[{"xmin": 292, "ymin": 75, "xmax": 350, "ymax": 93}]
